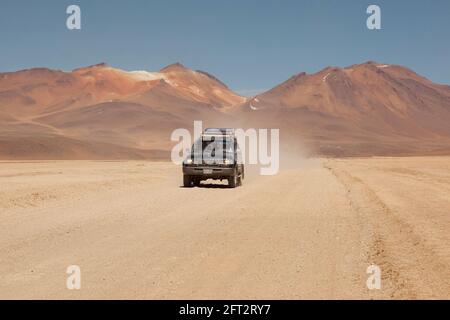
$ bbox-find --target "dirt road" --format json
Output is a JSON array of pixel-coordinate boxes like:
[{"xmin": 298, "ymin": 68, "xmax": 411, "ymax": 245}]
[{"xmin": 1, "ymin": 158, "xmax": 449, "ymax": 299}]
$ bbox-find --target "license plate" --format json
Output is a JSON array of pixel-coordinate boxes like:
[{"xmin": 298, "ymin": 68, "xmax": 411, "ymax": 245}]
[{"xmin": 203, "ymin": 169, "xmax": 213, "ymax": 174}]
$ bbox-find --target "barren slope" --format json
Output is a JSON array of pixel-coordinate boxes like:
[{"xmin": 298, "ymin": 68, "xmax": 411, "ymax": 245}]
[
  {"xmin": 238, "ymin": 62, "xmax": 450, "ymax": 156},
  {"xmin": 2, "ymin": 61, "xmax": 450, "ymax": 158},
  {"xmin": 0, "ymin": 63, "xmax": 245, "ymax": 158}
]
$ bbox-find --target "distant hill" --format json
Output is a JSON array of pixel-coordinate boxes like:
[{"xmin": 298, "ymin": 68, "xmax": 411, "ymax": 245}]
[{"xmin": 1, "ymin": 61, "xmax": 450, "ymax": 159}]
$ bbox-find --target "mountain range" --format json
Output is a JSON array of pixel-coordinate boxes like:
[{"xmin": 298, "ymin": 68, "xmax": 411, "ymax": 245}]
[{"xmin": 1, "ymin": 61, "xmax": 450, "ymax": 159}]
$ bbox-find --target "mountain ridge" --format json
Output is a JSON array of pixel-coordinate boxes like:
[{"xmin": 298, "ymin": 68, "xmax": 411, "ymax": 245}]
[{"xmin": 1, "ymin": 61, "xmax": 450, "ymax": 159}]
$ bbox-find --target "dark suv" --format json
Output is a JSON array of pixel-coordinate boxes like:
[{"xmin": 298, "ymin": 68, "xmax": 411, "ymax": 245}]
[{"xmin": 182, "ymin": 128, "xmax": 244, "ymax": 188}]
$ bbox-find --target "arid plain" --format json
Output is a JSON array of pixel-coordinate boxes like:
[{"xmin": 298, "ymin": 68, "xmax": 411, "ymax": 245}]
[
  {"xmin": 1, "ymin": 61, "xmax": 450, "ymax": 299},
  {"xmin": 1, "ymin": 157, "xmax": 449, "ymax": 299}
]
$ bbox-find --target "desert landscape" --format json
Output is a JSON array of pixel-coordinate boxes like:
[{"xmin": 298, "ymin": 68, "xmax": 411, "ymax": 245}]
[
  {"xmin": 1, "ymin": 61, "xmax": 450, "ymax": 159},
  {"xmin": 1, "ymin": 61, "xmax": 450, "ymax": 299},
  {"xmin": 0, "ymin": 157, "xmax": 449, "ymax": 299}
]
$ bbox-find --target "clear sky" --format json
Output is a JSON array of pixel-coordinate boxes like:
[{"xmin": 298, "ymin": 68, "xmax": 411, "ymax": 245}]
[{"xmin": 1, "ymin": 0, "xmax": 449, "ymax": 94}]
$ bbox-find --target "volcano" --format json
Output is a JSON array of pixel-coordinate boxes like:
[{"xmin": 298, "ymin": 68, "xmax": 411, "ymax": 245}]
[
  {"xmin": 0, "ymin": 63, "xmax": 245, "ymax": 159},
  {"xmin": 1, "ymin": 61, "xmax": 450, "ymax": 159},
  {"xmin": 238, "ymin": 62, "xmax": 450, "ymax": 156}
]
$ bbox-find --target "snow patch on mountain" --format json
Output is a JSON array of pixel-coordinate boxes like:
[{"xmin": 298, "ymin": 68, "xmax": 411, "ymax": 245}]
[
  {"xmin": 249, "ymin": 103, "xmax": 259, "ymax": 111},
  {"xmin": 122, "ymin": 70, "xmax": 167, "ymax": 81}
]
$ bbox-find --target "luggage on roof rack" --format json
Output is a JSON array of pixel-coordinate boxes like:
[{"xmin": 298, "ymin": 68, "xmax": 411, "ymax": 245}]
[{"xmin": 204, "ymin": 128, "xmax": 235, "ymax": 135}]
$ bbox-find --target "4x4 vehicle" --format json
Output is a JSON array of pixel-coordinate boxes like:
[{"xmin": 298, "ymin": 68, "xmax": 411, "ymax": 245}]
[{"xmin": 182, "ymin": 128, "xmax": 244, "ymax": 188}]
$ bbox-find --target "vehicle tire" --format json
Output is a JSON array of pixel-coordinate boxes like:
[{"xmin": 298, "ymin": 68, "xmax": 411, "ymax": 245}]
[
  {"xmin": 228, "ymin": 174, "xmax": 237, "ymax": 188},
  {"xmin": 194, "ymin": 178, "xmax": 201, "ymax": 187},
  {"xmin": 237, "ymin": 175, "xmax": 243, "ymax": 186},
  {"xmin": 183, "ymin": 175, "xmax": 193, "ymax": 187}
]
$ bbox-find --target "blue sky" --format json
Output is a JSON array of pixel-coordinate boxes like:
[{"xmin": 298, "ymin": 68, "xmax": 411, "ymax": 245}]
[{"xmin": 1, "ymin": 0, "xmax": 449, "ymax": 94}]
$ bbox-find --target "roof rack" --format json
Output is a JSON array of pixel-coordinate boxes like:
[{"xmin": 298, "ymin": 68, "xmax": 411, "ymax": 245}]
[{"xmin": 204, "ymin": 128, "xmax": 235, "ymax": 135}]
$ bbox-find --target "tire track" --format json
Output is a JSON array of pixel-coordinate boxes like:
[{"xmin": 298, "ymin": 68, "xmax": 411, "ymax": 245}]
[{"xmin": 325, "ymin": 160, "xmax": 450, "ymax": 299}]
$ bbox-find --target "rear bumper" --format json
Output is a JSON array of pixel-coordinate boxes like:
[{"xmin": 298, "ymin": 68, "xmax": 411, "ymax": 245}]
[{"xmin": 183, "ymin": 165, "xmax": 235, "ymax": 178}]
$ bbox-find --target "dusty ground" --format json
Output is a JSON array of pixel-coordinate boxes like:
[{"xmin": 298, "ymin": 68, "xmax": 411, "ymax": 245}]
[{"xmin": 0, "ymin": 157, "xmax": 449, "ymax": 299}]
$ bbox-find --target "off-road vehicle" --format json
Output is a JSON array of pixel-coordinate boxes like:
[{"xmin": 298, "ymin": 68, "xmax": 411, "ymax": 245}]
[{"xmin": 182, "ymin": 128, "xmax": 244, "ymax": 188}]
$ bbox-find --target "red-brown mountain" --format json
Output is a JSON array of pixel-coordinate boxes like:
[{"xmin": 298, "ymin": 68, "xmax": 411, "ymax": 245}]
[
  {"xmin": 0, "ymin": 63, "xmax": 245, "ymax": 159},
  {"xmin": 238, "ymin": 62, "xmax": 450, "ymax": 156},
  {"xmin": 1, "ymin": 61, "xmax": 450, "ymax": 159}
]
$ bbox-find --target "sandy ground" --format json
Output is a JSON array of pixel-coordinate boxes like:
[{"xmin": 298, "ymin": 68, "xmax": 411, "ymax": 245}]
[{"xmin": 0, "ymin": 157, "xmax": 449, "ymax": 299}]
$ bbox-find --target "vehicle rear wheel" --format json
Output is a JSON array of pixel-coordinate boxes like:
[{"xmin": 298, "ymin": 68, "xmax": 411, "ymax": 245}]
[
  {"xmin": 237, "ymin": 175, "xmax": 243, "ymax": 186},
  {"xmin": 228, "ymin": 174, "xmax": 237, "ymax": 188},
  {"xmin": 183, "ymin": 175, "xmax": 193, "ymax": 188}
]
